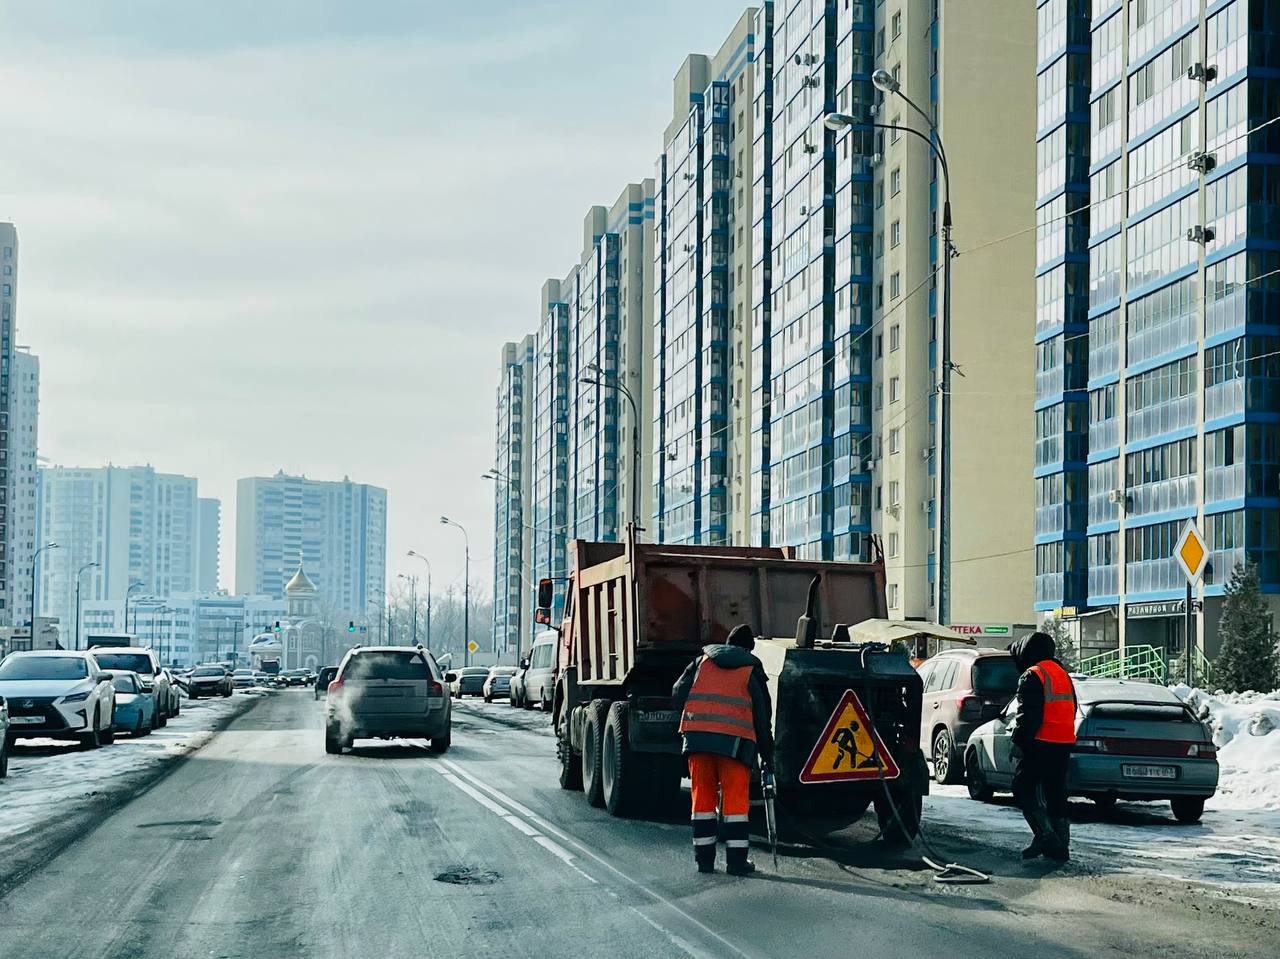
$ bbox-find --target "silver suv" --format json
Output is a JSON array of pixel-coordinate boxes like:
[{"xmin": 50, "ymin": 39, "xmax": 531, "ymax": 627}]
[{"xmin": 325, "ymin": 646, "xmax": 454, "ymax": 755}]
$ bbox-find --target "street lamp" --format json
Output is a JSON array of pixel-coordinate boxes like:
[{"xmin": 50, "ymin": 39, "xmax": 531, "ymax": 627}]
[
  {"xmin": 580, "ymin": 362, "xmax": 642, "ymax": 536},
  {"xmin": 407, "ymin": 550, "xmax": 432, "ymax": 649},
  {"xmin": 125, "ymin": 581, "xmax": 146, "ymax": 634},
  {"xmin": 29, "ymin": 542, "xmax": 59, "ymax": 639},
  {"xmin": 74, "ymin": 561, "xmax": 100, "ymax": 650},
  {"xmin": 440, "ymin": 516, "xmax": 470, "ymax": 667},
  {"xmin": 397, "ymin": 573, "xmax": 419, "ymax": 646},
  {"xmin": 825, "ymin": 82, "xmax": 955, "ymax": 626}
]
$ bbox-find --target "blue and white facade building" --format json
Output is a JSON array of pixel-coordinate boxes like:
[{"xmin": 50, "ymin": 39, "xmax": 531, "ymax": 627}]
[
  {"xmin": 492, "ymin": 335, "xmax": 534, "ymax": 656},
  {"xmin": 1037, "ymin": 0, "xmax": 1280, "ymax": 658}
]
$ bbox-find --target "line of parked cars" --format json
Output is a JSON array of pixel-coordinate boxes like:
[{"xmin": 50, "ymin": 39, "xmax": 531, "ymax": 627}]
[
  {"xmin": 916, "ymin": 646, "xmax": 1219, "ymax": 823},
  {"xmin": 446, "ymin": 632, "xmax": 559, "ymax": 710}
]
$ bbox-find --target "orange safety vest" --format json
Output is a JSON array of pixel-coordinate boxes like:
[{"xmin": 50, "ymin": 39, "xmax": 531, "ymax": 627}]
[
  {"xmin": 678, "ymin": 659, "xmax": 757, "ymax": 743},
  {"xmin": 1030, "ymin": 660, "xmax": 1077, "ymax": 744}
]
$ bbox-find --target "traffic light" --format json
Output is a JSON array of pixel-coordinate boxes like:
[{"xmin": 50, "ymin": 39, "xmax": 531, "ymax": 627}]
[
  {"xmin": 273, "ymin": 621, "xmax": 281, "ymax": 633},
  {"xmin": 347, "ymin": 621, "xmax": 356, "ymax": 634}
]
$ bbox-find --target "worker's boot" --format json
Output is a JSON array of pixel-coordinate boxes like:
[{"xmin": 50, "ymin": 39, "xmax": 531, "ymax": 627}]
[
  {"xmin": 1021, "ymin": 836, "xmax": 1045, "ymax": 860},
  {"xmin": 725, "ymin": 846, "xmax": 755, "ymax": 876},
  {"xmin": 695, "ymin": 845, "xmax": 716, "ymax": 874},
  {"xmin": 1044, "ymin": 818, "xmax": 1070, "ymax": 862}
]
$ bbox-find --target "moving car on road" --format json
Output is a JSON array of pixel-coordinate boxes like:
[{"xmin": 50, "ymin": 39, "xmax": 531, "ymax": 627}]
[
  {"xmin": 314, "ymin": 666, "xmax": 338, "ymax": 700},
  {"xmin": 280, "ymin": 669, "xmax": 310, "ymax": 687},
  {"xmin": 520, "ymin": 632, "xmax": 556, "ymax": 711},
  {"xmin": 964, "ymin": 679, "xmax": 1219, "ymax": 823},
  {"xmin": 325, "ymin": 646, "xmax": 454, "ymax": 754},
  {"xmin": 105, "ymin": 670, "xmax": 155, "ymax": 736},
  {"xmin": 187, "ymin": 665, "xmax": 234, "ymax": 699},
  {"xmin": 231, "ymin": 669, "xmax": 256, "ymax": 689},
  {"xmin": 916, "ymin": 648, "xmax": 1019, "ymax": 784},
  {"xmin": 89, "ymin": 648, "xmax": 170, "ymax": 729},
  {"xmin": 483, "ymin": 666, "xmax": 517, "ymax": 703},
  {"xmin": 0, "ymin": 650, "xmax": 117, "ymax": 748},
  {"xmin": 451, "ymin": 666, "xmax": 489, "ymax": 699}
]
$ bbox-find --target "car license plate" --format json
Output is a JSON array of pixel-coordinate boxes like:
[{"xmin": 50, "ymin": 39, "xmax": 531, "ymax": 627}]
[
  {"xmin": 11, "ymin": 716, "xmax": 42, "ymax": 724},
  {"xmin": 639, "ymin": 710, "xmax": 678, "ymax": 724},
  {"xmin": 1122, "ymin": 763, "xmax": 1177, "ymax": 780}
]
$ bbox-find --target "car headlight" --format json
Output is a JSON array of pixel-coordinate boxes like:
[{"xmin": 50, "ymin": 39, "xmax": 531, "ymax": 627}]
[{"xmin": 63, "ymin": 690, "xmax": 92, "ymax": 703}]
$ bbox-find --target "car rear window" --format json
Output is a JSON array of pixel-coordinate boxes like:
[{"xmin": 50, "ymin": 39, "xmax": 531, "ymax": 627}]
[
  {"xmin": 1089, "ymin": 702, "xmax": 1193, "ymax": 722},
  {"xmin": 343, "ymin": 652, "xmax": 430, "ymax": 680},
  {"xmin": 194, "ymin": 667, "xmax": 225, "ymax": 677},
  {"xmin": 0, "ymin": 656, "xmax": 89, "ymax": 680},
  {"xmin": 973, "ymin": 658, "xmax": 1019, "ymax": 697},
  {"xmin": 93, "ymin": 653, "xmax": 154, "ymax": 675}
]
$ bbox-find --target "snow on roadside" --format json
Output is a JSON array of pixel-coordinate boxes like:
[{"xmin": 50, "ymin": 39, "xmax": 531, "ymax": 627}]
[
  {"xmin": 1172, "ymin": 685, "xmax": 1280, "ymax": 812},
  {"xmin": 0, "ymin": 691, "xmax": 265, "ymax": 848}
]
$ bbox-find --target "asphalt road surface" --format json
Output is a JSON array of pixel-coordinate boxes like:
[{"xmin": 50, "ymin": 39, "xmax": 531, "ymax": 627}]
[{"xmin": 1, "ymin": 691, "xmax": 1272, "ymax": 959}]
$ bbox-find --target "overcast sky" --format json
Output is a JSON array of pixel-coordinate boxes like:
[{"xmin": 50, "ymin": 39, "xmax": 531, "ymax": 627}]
[{"xmin": 0, "ymin": 0, "xmax": 749, "ymax": 600}]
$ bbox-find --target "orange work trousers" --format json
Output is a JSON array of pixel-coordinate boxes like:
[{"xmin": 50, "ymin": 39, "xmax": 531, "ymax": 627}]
[{"xmin": 688, "ymin": 752, "xmax": 751, "ymax": 816}]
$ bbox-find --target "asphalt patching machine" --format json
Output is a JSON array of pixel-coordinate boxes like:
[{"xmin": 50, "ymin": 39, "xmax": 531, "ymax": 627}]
[{"xmin": 539, "ymin": 535, "xmax": 928, "ymax": 840}]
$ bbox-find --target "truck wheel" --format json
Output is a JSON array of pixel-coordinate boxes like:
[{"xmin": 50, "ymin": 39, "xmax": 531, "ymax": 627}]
[
  {"xmin": 557, "ymin": 733, "xmax": 582, "ymax": 791},
  {"xmin": 602, "ymin": 703, "xmax": 640, "ymax": 817},
  {"xmin": 581, "ymin": 700, "xmax": 609, "ymax": 808},
  {"xmin": 874, "ymin": 790, "xmax": 922, "ymax": 844}
]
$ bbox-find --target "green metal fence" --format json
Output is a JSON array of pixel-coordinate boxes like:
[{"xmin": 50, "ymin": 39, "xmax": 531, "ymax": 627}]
[{"xmin": 1077, "ymin": 645, "xmax": 1168, "ymax": 683}]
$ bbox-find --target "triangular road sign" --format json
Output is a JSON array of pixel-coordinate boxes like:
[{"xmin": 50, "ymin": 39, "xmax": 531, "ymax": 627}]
[{"xmin": 799, "ymin": 689, "xmax": 901, "ymax": 784}]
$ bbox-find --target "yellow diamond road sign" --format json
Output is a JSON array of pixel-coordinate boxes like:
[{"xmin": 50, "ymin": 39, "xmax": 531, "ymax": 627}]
[
  {"xmin": 1175, "ymin": 521, "xmax": 1208, "ymax": 584},
  {"xmin": 467, "ymin": 640, "xmax": 479, "ymax": 653}
]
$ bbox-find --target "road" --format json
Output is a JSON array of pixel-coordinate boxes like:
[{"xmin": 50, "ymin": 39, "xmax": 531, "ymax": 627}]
[{"xmin": 0, "ymin": 691, "xmax": 1272, "ymax": 959}]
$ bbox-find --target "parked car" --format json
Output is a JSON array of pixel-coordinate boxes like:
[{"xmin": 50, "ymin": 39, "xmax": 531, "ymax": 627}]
[
  {"xmin": 324, "ymin": 646, "xmax": 454, "ymax": 754},
  {"xmin": 483, "ymin": 666, "xmax": 517, "ymax": 703},
  {"xmin": 160, "ymin": 668, "xmax": 182, "ymax": 718},
  {"xmin": 314, "ymin": 666, "xmax": 338, "ymax": 700},
  {"xmin": 451, "ymin": 666, "xmax": 490, "ymax": 699},
  {"xmin": 520, "ymin": 631, "xmax": 557, "ymax": 711},
  {"xmin": 916, "ymin": 648, "xmax": 1020, "ymax": 784},
  {"xmin": 231, "ymin": 669, "xmax": 256, "ymax": 689},
  {"xmin": 89, "ymin": 648, "xmax": 170, "ymax": 729},
  {"xmin": 0, "ymin": 650, "xmax": 116, "ymax": 747},
  {"xmin": 187, "ymin": 665, "xmax": 234, "ymax": 698},
  {"xmin": 964, "ymin": 678, "xmax": 1219, "ymax": 823},
  {"xmin": 105, "ymin": 670, "xmax": 155, "ymax": 736},
  {"xmin": 508, "ymin": 660, "xmax": 528, "ymax": 708},
  {"xmin": 0, "ymin": 692, "xmax": 10, "ymax": 777}
]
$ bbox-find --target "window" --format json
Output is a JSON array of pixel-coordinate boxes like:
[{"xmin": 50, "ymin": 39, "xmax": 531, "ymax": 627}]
[
  {"xmin": 890, "ymin": 220, "xmax": 901, "ymax": 248},
  {"xmin": 891, "ymin": 11, "xmax": 902, "ymax": 39},
  {"xmin": 891, "ymin": 114, "xmax": 901, "ymax": 143},
  {"xmin": 889, "ymin": 376, "xmax": 901, "ymax": 403},
  {"xmin": 889, "ymin": 324, "xmax": 901, "ymax": 352},
  {"xmin": 890, "ymin": 272, "xmax": 901, "ymax": 299},
  {"xmin": 875, "ymin": 181, "xmax": 884, "ymax": 208},
  {"xmin": 888, "ymin": 532, "xmax": 899, "ymax": 556},
  {"xmin": 890, "ymin": 168, "xmax": 902, "ymax": 196},
  {"xmin": 876, "ymin": 283, "xmax": 884, "ymax": 307},
  {"xmin": 889, "ymin": 428, "xmax": 901, "ymax": 453},
  {"xmin": 888, "ymin": 583, "xmax": 900, "ymax": 609},
  {"xmin": 889, "ymin": 480, "xmax": 901, "ymax": 506}
]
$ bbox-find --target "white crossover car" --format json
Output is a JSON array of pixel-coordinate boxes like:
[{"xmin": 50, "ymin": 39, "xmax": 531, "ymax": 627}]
[{"xmin": 0, "ymin": 650, "xmax": 117, "ymax": 747}]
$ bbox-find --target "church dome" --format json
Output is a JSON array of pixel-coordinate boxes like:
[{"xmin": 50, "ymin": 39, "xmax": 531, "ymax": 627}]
[{"xmin": 285, "ymin": 563, "xmax": 317, "ymax": 595}]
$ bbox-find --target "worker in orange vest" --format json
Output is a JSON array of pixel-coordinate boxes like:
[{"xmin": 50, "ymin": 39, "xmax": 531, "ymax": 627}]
[
  {"xmin": 1008, "ymin": 631, "xmax": 1078, "ymax": 862},
  {"xmin": 672, "ymin": 624, "xmax": 775, "ymax": 875}
]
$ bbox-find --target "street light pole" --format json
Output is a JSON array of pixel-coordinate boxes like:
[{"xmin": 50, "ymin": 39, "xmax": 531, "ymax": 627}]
[
  {"xmin": 29, "ymin": 542, "xmax": 60, "ymax": 644},
  {"xmin": 826, "ymin": 77, "xmax": 954, "ymax": 626},
  {"xmin": 441, "ymin": 516, "xmax": 470, "ymax": 667},
  {"xmin": 124, "ymin": 581, "xmax": 146, "ymax": 635},
  {"xmin": 398, "ymin": 573, "xmax": 418, "ymax": 646},
  {"xmin": 408, "ymin": 551, "xmax": 433, "ymax": 650},
  {"xmin": 73, "ymin": 561, "xmax": 100, "ymax": 651},
  {"xmin": 581, "ymin": 365, "xmax": 642, "ymax": 535}
]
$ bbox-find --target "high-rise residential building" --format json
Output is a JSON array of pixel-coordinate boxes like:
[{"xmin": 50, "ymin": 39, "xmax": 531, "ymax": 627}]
[
  {"xmin": 196, "ymin": 497, "xmax": 221, "ymax": 591},
  {"xmin": 36, "ymin": 465, "xmax": 201, "ymax": 637},
  {"xmin": 6, "ymin": 349, "xmax": 39, "ymax": 627},
  {"xmin": 235, "ymin": 471, "xmax": 387, "ymax": 614},
  {"xmin": 0, "ymin": 224, "xmax": 18, "ymax": 622},
  {"xmin": 493, "ymin": 336, "xmax": 535, "ymax": 655},
  {"xmin": 524, "ymin": 184, "xmax": 655, "ymax": 619},
  {"xmin": 653, "ymin": 12, "xmax": 762, "ymax": 546},
  {"xmin": 1035, "ymin": 0, "xmax": 1280, "ymax": 662}
]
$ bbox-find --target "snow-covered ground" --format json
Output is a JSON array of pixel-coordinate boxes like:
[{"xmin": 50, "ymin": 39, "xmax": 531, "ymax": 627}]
[
  {"xmin": 0, "ymin": 690, "xmax": 266, "ymax": 850},
  {"xmin": 1173, "ymin": 684, "xmax": 1280, "ymax": 811}
]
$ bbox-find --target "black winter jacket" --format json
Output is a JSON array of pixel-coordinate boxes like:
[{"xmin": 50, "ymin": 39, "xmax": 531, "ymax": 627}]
[
  {"xmin": 671, "ymin": 644, "xmax": 775, "ymax": 766},
  {"xmin": 1008, "ymin": 632, "xmax": 1075, "ymax": 750}
]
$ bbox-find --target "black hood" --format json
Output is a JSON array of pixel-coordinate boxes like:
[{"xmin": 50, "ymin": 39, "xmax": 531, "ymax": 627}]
[
  {"xmin": 1008, "ymin": 631, "xmax": 1056, "ymax": 671},
  {"xmin": 702, "ymin": 644, "xmax": 759, "ymax": 669}
]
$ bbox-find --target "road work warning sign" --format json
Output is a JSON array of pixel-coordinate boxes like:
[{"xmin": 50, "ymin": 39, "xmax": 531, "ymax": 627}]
[{"xmin": 798, "ymin": 689, "xmax": 900, "ymax": 784}]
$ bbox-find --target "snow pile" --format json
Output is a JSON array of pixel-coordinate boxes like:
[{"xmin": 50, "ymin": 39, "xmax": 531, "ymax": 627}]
[{"xmin": 1173, "ymin": 684, "xmax": 1280, "ymax": 811}]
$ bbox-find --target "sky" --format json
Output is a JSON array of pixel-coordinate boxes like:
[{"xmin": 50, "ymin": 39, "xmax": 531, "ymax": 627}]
[{"xmin": 0, "ymin": 0, "xmax": 751, "ymax": 601}]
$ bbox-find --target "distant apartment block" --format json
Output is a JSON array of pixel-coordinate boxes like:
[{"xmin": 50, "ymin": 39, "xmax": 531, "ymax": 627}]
[
  {"xmin": 197, "ymin": 497, "xmax": 221, "ymax": 591},
  {"xmin": 0, "ymin": 225, "xmax": 18, "ymax": 622},
  {"xmin": 235, "ymin": 471, "xmax": 387, "ymax": 614},
  {"xmin": 6, "ymin": 349, "xmax": 39, "ymax": 626},
  {"xmin": 493, "ymin": 336, "xmax": 535, "ymax": 655}
]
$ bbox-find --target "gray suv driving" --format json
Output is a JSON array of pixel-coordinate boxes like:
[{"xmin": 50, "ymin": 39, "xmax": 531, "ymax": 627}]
[{"xmin": 325, "ymin": 646, "xmax": 454, "ymax": 755}]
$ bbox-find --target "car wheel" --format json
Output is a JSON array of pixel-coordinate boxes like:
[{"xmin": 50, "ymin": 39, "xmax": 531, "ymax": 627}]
[
  {"xmin": 932, "ymin": 728, "xmax": 962, "ymax": 785},
  {"xmin": 964, "ymin": 749, "xmax": 994, "ymax": 802},
  {"xmin": 581, "ymin": 700, "xmax": 609, "ymax": 808},
  {"xmin": 80, "ymin": 709, "xmax": 103, "ymax": 750},
  {"xmin": 172, "ymin": 700, "xmax": 180, "ymax": 717},
  {"xmin": 325, "ymin": 725, "xmax": 343, "ymax": 755},
  {"xmin": 0, "ymin": 738, "xmax": 7, "ymax": 778},
  {"xmin": 101, "ymin": 721, "xmax": 116, "ymax": 746},
  {"xmin": 134, "ymin": 713, "xmax": 145, "ymax": 737},
  {"xmin": 429, "ymin": 729, "xmax": 451, "ymax": 754},
  {"xmin": 484, "ymin": 694, "xmax": 492, "ymax": 703},
  {"xmin": 1171, "ymin": 797, "xmax": 1205, "ymax": 824},
  {"xmin": 1092, "ymin": 794, "xmax": 1118, "ymax": 813},
  {"xmin": 522, "ymin": 693, "xmax": 534, "ymax": 711}
]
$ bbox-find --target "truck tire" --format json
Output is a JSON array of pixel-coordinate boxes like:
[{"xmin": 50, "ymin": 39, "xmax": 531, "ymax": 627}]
[
  {"xmin": 874, "ymin": 789, "xmax": 922, "ymax": 844},
  {"xmin": 557, "ymin": 733, "xmax": 583, "ymax": 790},
  {"xmin": 581, "ymin": 700, "xmax": 609, "ymax": 808},
  {"xmin": 602, "ymin": 703, "xmax": 641, "ymax": 817}
]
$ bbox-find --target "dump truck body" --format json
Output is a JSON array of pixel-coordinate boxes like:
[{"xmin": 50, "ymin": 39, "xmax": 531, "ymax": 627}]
[{"xmin": 546, "ymin": 536, "xmax": 928, "ymax": 832}]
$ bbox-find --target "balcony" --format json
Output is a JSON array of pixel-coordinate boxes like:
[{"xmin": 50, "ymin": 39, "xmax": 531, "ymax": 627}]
[
  {"xmin": 1127, "ymin": 474, "xmax": 1196, "ymax": 518},
  {"xmin": 1125, "ymin": 556, "xmax": 1183, "ymax": 594},
  {"xmin": 1205, "ymin": 378, "xmax": 1245, "ymax": 423},
  {"xmin": 1088, "ymin": 564, "xmax": 1119, "ymax": 598},
  {"xmin": 1205, "ymin": 464, "xmax": 1244, "ymax": 503}
]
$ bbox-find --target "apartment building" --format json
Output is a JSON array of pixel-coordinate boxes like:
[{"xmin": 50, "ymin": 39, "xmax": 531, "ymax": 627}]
[
  {"xmin": 492, "ymin": 335, "xmax": 535, "ymax": 655},
  {"xmin": 196, "ymin": 497, "xmax": 221, "ymax": 592},
  {"xmin": 1035, "ymin": 0, "xmax": 1280, "ymax": 661},
  {"xmin": 6, "ymin": 349, "xmax": 39, "ymax": 626},
  {"xmin": 0, "ymin": 225, "xmax": 18, "ymax": 623}
]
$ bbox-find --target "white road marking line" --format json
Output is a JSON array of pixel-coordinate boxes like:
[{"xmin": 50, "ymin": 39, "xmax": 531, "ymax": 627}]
[
  {"xmin": 439, "ymin": 758, "xmax": 754, "ymax": 959},
  {"xmin": 440, "ymin": 772, "xmax": 543, "ymax": 837}
]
